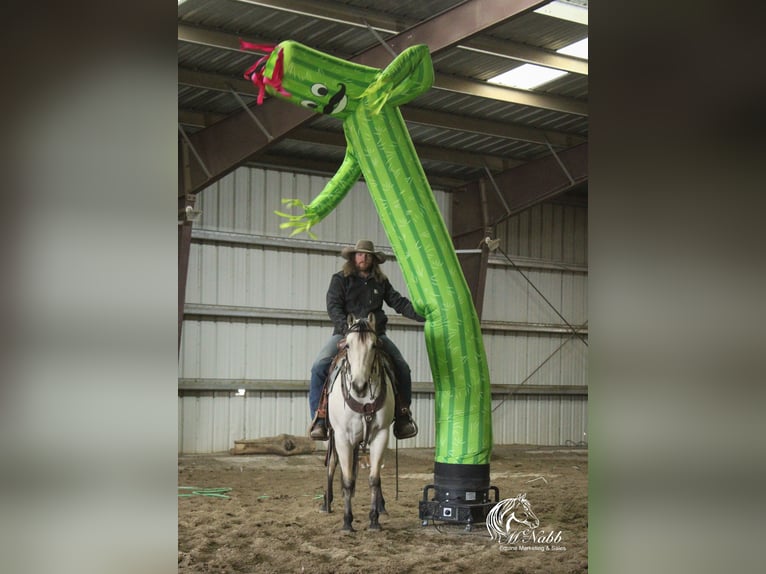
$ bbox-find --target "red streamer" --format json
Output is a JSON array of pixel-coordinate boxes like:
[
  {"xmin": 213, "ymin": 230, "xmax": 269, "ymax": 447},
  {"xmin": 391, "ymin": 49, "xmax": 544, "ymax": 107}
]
[{"xmin": 239, "ymin": 40, "xmax": 291, "ymax": 104}]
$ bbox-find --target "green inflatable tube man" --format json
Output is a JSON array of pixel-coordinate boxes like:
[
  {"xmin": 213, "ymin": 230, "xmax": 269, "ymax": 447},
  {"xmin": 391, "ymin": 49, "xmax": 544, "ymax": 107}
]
[{"xmin": 241, "ymin": 40, "xmax": 492, "ymax": 466}]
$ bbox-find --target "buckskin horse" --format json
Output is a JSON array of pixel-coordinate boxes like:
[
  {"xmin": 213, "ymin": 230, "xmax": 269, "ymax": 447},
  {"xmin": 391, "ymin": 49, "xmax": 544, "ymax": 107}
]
[{"xmin": 321, "ymin": 313, "xmax": 395, "ymax": 531}]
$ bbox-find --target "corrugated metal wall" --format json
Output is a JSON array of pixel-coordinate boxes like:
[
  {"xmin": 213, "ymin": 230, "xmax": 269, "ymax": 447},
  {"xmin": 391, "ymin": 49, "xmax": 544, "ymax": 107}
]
[{"xmin": 179, "ymin": 166, "xmax": 587, "ymax": 453}]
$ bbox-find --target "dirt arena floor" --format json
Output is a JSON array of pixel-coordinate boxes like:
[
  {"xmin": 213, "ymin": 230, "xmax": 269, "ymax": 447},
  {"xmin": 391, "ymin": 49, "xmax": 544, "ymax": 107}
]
[{"xmin": 178, "ymin": 444, "xmax": 588, "ymax": 573}]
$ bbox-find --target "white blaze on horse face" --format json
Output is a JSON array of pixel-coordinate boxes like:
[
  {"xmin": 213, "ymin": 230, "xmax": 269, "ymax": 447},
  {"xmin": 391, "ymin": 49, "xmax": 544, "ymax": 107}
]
[{"xmin": 346, "ymin": 327, "xmax": 376, "ymax": 393}]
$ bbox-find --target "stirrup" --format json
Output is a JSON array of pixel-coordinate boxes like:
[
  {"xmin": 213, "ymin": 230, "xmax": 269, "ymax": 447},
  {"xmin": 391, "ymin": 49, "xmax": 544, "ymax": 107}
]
[
  {"xmin": 393, "ymin": 409, "xmax": 418, "ymax": 440},
  {"xmin": 309, "ymin": 419, "xmax": 329, "ymax": 441}
]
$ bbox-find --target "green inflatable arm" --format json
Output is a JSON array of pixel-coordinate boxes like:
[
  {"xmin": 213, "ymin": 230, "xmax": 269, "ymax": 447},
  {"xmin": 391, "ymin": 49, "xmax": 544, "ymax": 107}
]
[{"xmin": 242, "ymin": 40, "xmax": 492, "ymax": 464}]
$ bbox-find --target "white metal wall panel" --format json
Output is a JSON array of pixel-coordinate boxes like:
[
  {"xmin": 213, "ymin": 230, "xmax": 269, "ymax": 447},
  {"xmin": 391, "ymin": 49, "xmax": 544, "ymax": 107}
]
[
  {"xmin": 561, "ymin": 270, "xmax": 588, "ymax": 324},
  {"xmin": 194, "ymin": 168, "xmax": 451, "ymax": 243},
  {"xmin": 180, "ymin": 166, "xmax": 586, "ymax": 453},
  {"xmin": 483, "ymin": 331, "xmax": 587, "ymax": 388},
  {"xmin": 489, "ymin": 395, "xmax": 587, "ymax": 446},
  {"xmin": 483, "ymin": 264, "xmax": 587, "ymax": 326},
  {"xmin": 498, "ymin": 203, "xmax": 587, "ymax": 265},
  {"xmin": 526, "ymin": 269, "xmax": 562, "ymax": 324},
  {"xmin": 185, "ymin": 245, "xmax": 420, "ymax": 313},
  {"xmin": 179, "ymin": 319, "xmax": 431, "ymax": 384},
  {"xmin": 178, "ymin": 391, "xmax": 310, "ymax": 453},
  {"xmin": 178, "ymin": 391, "xmax": 587, "ymax": 453}
]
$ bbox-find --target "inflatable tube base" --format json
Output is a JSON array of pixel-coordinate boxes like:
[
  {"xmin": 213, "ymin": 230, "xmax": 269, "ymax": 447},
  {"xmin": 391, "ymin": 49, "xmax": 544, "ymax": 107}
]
[{"xmin": 418, "ymin": 463, "xmax": 500, "ymax": 529}]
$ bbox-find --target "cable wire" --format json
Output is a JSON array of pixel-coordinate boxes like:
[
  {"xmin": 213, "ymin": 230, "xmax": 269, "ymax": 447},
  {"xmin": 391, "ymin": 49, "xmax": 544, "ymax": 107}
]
[{"xmin": 497, "ymin": 246, "xmax": 588, "ymax": 347}]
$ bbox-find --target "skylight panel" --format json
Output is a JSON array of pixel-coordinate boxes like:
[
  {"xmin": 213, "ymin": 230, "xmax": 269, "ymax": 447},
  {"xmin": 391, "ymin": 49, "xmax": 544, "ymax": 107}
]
[
  {"xmin": 489, "ymin": 65, "xmax": 567, "ymax": 90},
  {"xmin": 487, "ymin": 36, "xmax": 588, "ymax": 90},
  {"xmin": 534, "ymin": 1, "xmax": 588, "ymax": 25},
  {"xmin": 557, "ymin": 37, "xmax": 588, "ymax": 59}
]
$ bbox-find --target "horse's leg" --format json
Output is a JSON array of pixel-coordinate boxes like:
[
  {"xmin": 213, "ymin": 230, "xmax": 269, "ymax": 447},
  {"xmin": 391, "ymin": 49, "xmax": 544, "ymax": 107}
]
[
  {"xmin": 373, "ymin": 450, "xmax": 387, "ymax": 515},
  {"xmin": 377, "ymin": 487, "xmax": 387, "ymax": 515},
  {"xmin": 366, "ymin": 430, "xmax": 389, "ymax": 530},
  {"xmin": 321, "ymin": 439, "xmax": 336, "ymax": 513},
  {"xmin": 335, "ymin": 440, "xmax": 356, "ymax": 531}
]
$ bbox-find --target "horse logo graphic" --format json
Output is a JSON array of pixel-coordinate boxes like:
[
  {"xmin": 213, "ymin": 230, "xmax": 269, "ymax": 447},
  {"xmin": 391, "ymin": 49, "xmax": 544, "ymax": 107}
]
[{"xmin": 486, "ymin": 493, "xmax": 540, "ymax": 542}]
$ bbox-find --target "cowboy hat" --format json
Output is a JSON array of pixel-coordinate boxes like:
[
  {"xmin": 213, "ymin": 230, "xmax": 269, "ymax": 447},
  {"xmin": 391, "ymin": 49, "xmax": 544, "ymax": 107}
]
[{"xmin": 340, "ymin": 239, "xmax": 386, "ymax": 264}]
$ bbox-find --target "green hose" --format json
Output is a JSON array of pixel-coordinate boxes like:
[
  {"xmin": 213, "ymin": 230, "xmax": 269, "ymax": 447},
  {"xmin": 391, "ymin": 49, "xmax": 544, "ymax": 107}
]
[{"xmin": 178, "ymin": 486, "xmax": 232, "ymax": 499}]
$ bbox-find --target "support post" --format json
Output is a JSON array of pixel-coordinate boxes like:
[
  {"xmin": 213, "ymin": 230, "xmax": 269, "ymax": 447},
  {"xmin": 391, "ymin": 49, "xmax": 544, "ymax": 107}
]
[
  {"xmin": 178, "ymin": 141, "xmax": 195, "ymax": 354},
  {"xmin": 452, "ymin": 179, "xmax": 492, "ymax": 318}
]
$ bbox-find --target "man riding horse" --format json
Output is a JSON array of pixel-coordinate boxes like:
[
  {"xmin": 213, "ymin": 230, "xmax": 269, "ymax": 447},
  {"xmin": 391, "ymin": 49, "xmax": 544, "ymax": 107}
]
[{"xmin": 309, "ymin": 239, "xmax": 422, "ymax": 441}]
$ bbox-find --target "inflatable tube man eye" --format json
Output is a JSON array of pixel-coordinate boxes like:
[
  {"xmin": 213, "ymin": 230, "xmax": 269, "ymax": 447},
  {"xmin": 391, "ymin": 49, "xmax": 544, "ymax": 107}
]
[{"xmin": 242, "ymin": 39, "xmax": 492, "ymax": 465}]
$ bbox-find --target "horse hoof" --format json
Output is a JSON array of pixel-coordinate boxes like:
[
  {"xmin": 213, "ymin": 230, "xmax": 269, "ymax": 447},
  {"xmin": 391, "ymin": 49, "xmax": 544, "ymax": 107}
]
[{"xmin": 368, "ymin": 524, "xmax": 382, "ymax": 531}]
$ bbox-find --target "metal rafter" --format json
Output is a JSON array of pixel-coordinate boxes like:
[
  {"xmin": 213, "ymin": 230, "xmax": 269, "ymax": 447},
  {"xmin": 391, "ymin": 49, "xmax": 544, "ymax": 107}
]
[
  {"xmin": 251, "ymin": 153, "xmax": 469, "ymax": 190},
  {"xmin": 178, "ymin": 66, "xmax": 585, "ymax": 146},
  {"xmin": 454, "ymin": 142, "xmax": 588, "ymax": 238},
  {"xmin": 179, "ymin": 110, "xmax": 524, "ymax": 173},
  {"xmin": 434, "ymin": 73, "xmax": 587, "ymax": 116},
  {"xmin": 178, "ymin": 56, "xmax": 585, "ymax": 117}
]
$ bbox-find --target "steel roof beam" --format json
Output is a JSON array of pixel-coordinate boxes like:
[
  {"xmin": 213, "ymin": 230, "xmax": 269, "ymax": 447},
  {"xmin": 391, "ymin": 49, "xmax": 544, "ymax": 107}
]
[
  {"xmin": 178, "ymin": 67, "xmax": 585, "ymax": 145},
  {"xmin": 400, "ymin": 107, "xmax": 585, "ymax": 147},
  {"xmin": 250, "ymin": 154, "xmax": 469, "ymax": 190},
  {"xmin": 179, "ymin": 110, "xmax": 523, "ymax": 171},
  {"xmin": 458, "ymin": 37, "xmax": 587, "ymax": 76},
  {"xmin": 434, "ymin": 73, "xmax": 587, "ymax": 116},
  {"xmin": 178, "ymin": 63, "xmax": 586, "ymax": 117},
  {"xmin": 454, "ymin": 142, "xmax": 588, "ymax": 236},
  {"xmin": 288, "ymin": 128, "xmax": 523, "ymax": 172}
]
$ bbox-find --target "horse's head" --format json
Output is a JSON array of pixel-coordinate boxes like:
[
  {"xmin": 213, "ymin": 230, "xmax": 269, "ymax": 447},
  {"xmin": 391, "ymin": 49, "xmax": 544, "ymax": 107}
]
[
  {"xmin": 345, "ymin": 313, "xmax": 378, "ymax": 395},
  {"xmin": 507, "ymin": 493, "xmax": 540, "ymax": 530}
]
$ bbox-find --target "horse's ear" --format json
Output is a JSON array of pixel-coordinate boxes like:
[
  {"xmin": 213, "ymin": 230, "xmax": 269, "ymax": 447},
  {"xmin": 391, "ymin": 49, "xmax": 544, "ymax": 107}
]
[
  {"xmin": 367, "ymin": 312, "xmax": 375, "ymax": 329},
  {"xmin": 347, "ymin": 314, "xmax": 355, "ymax": 327}
]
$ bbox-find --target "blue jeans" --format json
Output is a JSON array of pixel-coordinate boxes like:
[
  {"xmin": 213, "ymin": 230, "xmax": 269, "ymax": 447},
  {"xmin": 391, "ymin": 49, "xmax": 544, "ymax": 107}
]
[{"xmin": 309, "ymin": 334, "xmax": 413, "ymax": 420}]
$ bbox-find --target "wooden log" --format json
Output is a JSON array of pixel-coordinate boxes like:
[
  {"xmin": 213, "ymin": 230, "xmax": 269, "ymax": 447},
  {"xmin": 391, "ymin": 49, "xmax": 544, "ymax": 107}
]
[{"xmin": 229, "ymin": 434, "xmax": 315, "ymax": 456}]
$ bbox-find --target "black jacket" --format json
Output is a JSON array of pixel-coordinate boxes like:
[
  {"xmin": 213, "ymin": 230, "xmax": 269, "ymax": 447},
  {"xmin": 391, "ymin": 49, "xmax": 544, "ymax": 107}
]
[{"xmin": 326, "ymin": 271, "xmax": 424, "ymax": 335}]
